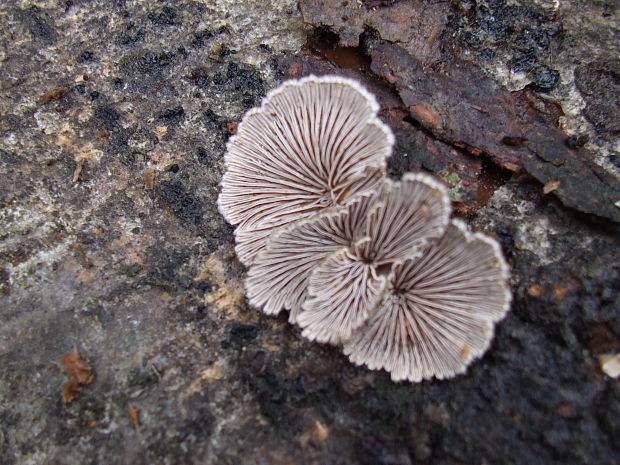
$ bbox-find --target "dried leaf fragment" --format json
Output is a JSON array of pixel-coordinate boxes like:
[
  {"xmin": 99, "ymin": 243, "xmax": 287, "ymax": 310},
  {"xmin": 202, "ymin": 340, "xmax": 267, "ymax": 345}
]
[
  {"xmin": 144, "ymin": 168, "xmax": 155, "ymax": 190},
  {"xmin": 72, "ymin": 159, "xmax": 85, "ymax": 183},
  {"xmin": 528, "ymin": 284, "xmax": 544, "ymax": 298},
  {"xmin": 39, "ymin": 87, "xmax": 68, "ymax": 104},
  {"xmin": 60, "ymin": 347, "xmax": 94, "ymax": 403},
  {"xmin": 599, "ymin": 353, "xmax": 620, "ymax": 379},
  {"xmin": 128, "ymin": 405, "xmax": 141, "ymax": 429}
]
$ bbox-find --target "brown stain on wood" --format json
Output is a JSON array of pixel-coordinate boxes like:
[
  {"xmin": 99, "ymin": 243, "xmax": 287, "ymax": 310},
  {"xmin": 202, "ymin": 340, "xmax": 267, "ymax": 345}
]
[{"xmin": 409, "ymin": 102, "xmax": 441, "ymax": 129}]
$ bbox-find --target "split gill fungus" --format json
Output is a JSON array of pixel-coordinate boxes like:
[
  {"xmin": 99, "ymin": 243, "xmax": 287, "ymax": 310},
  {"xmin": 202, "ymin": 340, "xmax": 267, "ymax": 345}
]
[{"xmin": 217, "ymin": 75, "xmax": 512, "ymax": 383}]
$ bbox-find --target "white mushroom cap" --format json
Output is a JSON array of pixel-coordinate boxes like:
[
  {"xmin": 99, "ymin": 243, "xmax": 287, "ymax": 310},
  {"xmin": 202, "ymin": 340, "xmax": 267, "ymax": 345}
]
[
  {"xmin": 343, "ymin": 220, "xmax": 511, "ymax": 382},
  {"xmin": 354, "ymin": 172, "xmax": 451, "ymax": 266},
  {"xmin": 218, "ymin": 75, "xmax": 394, "ymax": 265},
  {"xmin": 245, "ymin": 189, "xmax": 378, "ymax": 322},
  {"xmin": 297, "ymin": 173, "xmax": 451, "ymax": 344},
  {"xmin": 298, "ymin": 245, "xmax": 387, "ymax": 344}
]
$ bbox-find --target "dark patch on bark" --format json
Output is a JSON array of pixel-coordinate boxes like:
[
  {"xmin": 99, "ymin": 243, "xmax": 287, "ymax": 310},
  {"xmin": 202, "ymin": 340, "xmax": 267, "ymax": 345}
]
[
  {"xmin": 20, "ymin": 6, "xmax": 57, "ymax": 43},
  {"xmin": 575, "ymin": 58, "xmax": 620, "ymax": 139},
  {"xmin": 156, "ymin": 180, "xmax": 203, "ymax": 228}
]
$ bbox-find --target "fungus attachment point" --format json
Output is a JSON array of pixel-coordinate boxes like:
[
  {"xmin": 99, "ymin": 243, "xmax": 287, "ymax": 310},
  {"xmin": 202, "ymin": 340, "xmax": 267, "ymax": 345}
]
[{"xmin": 218, "ymin": 75, "xmax": 512, "ymax": 383}]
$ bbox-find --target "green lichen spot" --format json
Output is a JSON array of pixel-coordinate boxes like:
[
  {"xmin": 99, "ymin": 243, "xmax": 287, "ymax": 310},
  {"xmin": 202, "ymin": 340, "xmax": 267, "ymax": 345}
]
[
  {"xmin": 439, "ymin": 170, "xmax": 465, "ymax": 202},
  {"xmin": 119, "ymin": 263, "xmax": 143, "ymax": 277}
]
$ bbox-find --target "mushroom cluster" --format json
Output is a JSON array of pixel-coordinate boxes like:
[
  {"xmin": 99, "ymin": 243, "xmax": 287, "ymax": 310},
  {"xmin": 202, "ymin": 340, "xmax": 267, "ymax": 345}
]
[{"xmin": 218, "ymin": 75, "xmax": 511, "ymax": 382}]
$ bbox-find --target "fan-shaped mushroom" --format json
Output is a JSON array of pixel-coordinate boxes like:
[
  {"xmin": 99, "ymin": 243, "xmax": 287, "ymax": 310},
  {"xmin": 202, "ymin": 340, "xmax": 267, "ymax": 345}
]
[
  {"xmin": 218, "ymin": 75, "xmax": 394, "ymax": 265},
  {"xmin": 343, "ymin": 220, "xmax": 512, "ymax": 382},
  {"xmin": 298, "ymin": 245, "xmax": 387, "ymax": 344},
  {"xmin": 353, "ymin": 172, "xmax": 451, "ymax": 265},
  {"xmin": 218, "ymin": 75, "xmax": 512, "ymax": 383}
]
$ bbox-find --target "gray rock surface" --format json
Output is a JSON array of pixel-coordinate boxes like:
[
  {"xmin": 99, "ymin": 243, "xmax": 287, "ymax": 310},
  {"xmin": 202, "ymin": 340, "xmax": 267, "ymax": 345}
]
[{"xmin": 1, "ymin": 1, "xmax": 618, "ymax": 464}]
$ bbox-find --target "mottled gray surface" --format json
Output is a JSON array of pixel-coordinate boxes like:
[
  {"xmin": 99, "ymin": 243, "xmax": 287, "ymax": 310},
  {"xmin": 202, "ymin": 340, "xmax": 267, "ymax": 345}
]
[
  {"xmin": 1, "ymin": 1, "xmax": 619, "ymax": 465},
  {"xmin": 449, "ymin": 0, "xmax": 620, "ymax": 172}
]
